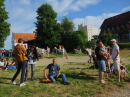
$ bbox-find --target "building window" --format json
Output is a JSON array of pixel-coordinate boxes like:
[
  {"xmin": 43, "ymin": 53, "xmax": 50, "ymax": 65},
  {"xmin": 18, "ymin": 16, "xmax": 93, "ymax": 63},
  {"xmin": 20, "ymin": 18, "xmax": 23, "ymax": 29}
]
[
  {"xmin": 112, "ymin": 27, "xmax": 114, "ymax": 31},
  {"xmin": 107, "ymin": 28, "xmax": 110, "ymax": 32},
  {"xmin": 126, "ymin": 23, "xmax": 129, "ymax": 28},
  {"xmin": 121, "ymin": 25, "xmax": 124, "ymax": 29},
  {"xmin": 116, "ymin": 26, "xmax": 119, "ymax": 30}
]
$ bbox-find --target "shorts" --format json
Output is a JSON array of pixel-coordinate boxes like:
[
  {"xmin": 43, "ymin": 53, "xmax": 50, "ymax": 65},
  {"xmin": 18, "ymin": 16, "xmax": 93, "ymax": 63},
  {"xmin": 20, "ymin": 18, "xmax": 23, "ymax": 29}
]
[
  {"xmin": 97, "ymin": 60, "xmax": 106, "ymax": 71},
  {"xmin": 113, "ymin": 59, "xmax": 120, "ymax": 70},
  {"xmin": 63, "ymin": 52, "xmax": 64, "ymax": 55},
  {"xmin": 89, "ymin": 55, "xmax": 92, "ymax": 58},
  {"xmin": 41, "ymin": 53, "xmax": 44, "ymax": 56}
]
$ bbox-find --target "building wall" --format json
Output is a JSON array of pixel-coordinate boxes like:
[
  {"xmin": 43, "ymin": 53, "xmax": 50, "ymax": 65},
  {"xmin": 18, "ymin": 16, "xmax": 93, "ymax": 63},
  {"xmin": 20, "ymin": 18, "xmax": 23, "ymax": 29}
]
[{"xmin": 78, "ymin": 24, "xmax": 99, "ymax": 41}]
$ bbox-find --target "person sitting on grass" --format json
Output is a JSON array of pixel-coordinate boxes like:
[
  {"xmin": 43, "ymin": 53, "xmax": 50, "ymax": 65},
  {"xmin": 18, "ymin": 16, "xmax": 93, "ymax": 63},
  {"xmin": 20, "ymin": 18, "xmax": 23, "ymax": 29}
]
[
  {"xmin": 0, "ymin": 59, "xmax": 6, "ymax": 70},
  {"xmin": 4, "ymin": 58, "xmax": 11, "ymax": 71},
  {"xmin": 6, "ymin": 58, "xmax": 17, "ymax": 70},
  {"xmin": 44, "ymin": 59, "xmax": 70, "ymax": 85}
]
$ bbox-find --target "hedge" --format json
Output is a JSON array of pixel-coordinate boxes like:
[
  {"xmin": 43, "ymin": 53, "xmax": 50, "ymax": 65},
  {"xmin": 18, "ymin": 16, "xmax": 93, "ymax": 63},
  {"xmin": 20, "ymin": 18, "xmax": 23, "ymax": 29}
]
[{"xmin": 117, "ymin": 43, "xmax": 130, "ymax": 48}]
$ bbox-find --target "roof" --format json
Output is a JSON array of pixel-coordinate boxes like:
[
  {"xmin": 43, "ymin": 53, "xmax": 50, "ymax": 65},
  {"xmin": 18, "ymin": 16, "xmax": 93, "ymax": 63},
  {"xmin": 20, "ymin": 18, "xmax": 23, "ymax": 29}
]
[
  {"xmin": 100, "ymin": 11, "xmax": 130, "ymax": 29},
  {"xmin": 13, "ymin": 33, "xmax": 37, "ymax": 42}
]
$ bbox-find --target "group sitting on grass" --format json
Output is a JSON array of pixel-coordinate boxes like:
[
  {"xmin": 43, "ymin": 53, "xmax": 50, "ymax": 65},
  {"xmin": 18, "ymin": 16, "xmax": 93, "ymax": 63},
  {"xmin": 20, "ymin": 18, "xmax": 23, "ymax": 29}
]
[{"xmin": 0, "ymin": 58, "xmax": 17, "ymax": 70}]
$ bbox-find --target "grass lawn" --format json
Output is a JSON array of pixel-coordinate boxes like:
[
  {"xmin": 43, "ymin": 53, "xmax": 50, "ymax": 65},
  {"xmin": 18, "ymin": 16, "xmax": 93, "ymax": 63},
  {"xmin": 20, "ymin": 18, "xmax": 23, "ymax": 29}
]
[{"xmin": 0, "ymin": 63, "xmax": 130, "ymax": 97}]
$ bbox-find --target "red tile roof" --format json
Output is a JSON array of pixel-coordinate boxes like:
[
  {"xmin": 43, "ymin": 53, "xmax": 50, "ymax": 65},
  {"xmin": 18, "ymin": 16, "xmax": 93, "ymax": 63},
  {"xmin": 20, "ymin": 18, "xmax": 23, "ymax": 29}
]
[
  {"xmin": 100, "ymin": 11, "xmax": 130, "ymax": 29},
  {"xmin": 14, "ymin": 33, "xmax": 37, "ymax": 42}
]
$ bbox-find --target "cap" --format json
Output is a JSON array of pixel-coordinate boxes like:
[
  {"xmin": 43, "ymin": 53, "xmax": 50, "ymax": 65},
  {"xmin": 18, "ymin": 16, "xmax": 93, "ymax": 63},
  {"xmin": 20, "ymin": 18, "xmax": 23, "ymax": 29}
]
[{"xmin": 110, "ymin": 39, "xmax": 116, "ymax": 42}]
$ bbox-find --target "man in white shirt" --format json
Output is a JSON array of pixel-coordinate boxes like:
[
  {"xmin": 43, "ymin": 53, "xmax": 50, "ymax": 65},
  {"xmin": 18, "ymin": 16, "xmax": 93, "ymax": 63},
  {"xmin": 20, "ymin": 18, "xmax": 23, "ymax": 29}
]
[{"xmin": 111, "ymin": 39, "xmax": 120, "ymax": 82}]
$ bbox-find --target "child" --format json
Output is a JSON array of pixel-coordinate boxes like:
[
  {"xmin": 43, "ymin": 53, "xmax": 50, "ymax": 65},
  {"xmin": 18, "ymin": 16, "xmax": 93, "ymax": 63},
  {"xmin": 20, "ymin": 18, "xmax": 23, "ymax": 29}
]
[
  {"xmin": 66, "ymin": 54, "xmax": 69, "ymax": 59},
  {"xmin": 87, "ymin": 47, "xmax": 92, "ymax": 63},
  {"xmin": 104, "ymin": 48, "xmax": 111, "ymax": 77}
]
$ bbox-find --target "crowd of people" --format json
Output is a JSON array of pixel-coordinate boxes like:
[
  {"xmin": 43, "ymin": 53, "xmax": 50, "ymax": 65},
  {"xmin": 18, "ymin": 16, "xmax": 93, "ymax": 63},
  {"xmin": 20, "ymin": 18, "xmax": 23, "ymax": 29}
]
[
  {"xmin": 86, "ymin": 39, "xmax": 128, "ymax": 84},
  {"xmin": 0, "ymin": 38, "xmax": 129, "ymax": 87}
]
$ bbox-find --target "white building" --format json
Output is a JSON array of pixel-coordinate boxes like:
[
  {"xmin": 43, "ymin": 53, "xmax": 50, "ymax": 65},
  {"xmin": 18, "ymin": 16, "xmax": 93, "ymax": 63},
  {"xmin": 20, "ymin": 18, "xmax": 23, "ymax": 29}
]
[
  {"xmin": 12, "ymin": 33, "xmax": 36, "ymax": 50},
  {"xmin": 78, "ymin": 24, "xmax": 99, "ymax": 41}
]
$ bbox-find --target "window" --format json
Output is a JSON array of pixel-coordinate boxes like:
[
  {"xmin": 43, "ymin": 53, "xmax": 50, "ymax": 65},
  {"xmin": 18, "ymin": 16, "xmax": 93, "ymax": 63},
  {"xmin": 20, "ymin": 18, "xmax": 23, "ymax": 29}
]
[
  {"xmin": 121, "ymin": 25, "xmax": 124, "ymax": 29},
  {"xmin": 107, "ymin": 28, "xmax": 110, "ymax": 32},
  {"xmin": 116, "ymin": 26, "xmax": 119, "ymax": 30},
  {"xmin": 112, "ymin": 27, "xmax": 114, "ymax": 31},
  {"xmin": 126, "ymin": 23, "xmax": 129, "ymax": 28}
]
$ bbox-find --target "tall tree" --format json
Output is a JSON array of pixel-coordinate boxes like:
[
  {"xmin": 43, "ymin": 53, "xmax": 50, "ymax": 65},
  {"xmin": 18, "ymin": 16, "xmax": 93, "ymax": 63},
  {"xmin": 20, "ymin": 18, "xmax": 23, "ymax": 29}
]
[
  {"xmin": 61, "ymin": 16, "xmax": 75, "ymax": 34},
  {"xmin": 0, "ymin": 0, "xmax": 11, "ymax": 48},
  {"xmin": 101, "ymin": 32, "xmax": 118, "ymax": 46},
  {"xmin": 35, "ymin": 3, "xmax": 62, "ymax": 48}
]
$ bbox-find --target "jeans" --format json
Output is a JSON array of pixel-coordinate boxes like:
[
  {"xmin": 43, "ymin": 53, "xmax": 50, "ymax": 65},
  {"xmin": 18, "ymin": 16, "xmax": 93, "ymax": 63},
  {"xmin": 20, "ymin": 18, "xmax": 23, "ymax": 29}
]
[
  {"xmin": 7, "ymin": 65, "xmax": 17, "ymax": 70},
  {"xmin": 49, "ymin": 74, "xmax": 67, "ymax": 83},
  {"xmin": 25, "ymin": 64, "xmax": 35, "ymax": 80},
  {"xmin": 11, "ymin": 61, "xmax": 27, "ymax": 83},
  {"xmin": 97, "ymin": 60, "xmax": 106, "ymax": 71}
]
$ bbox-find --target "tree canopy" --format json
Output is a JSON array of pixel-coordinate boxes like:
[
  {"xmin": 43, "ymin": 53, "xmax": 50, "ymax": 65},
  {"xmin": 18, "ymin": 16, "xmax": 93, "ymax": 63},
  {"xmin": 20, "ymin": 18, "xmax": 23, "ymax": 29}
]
[
  {"xmin": 35, "ymin": 3, "xmax": 62, "ymax": 48},
  {"xmin": 101, "ymin": 32, "xmax": 118, "ymax": 46},
  {"xmin": 0, "ymin": 0, "xmax": 11, "ymax": 48}
]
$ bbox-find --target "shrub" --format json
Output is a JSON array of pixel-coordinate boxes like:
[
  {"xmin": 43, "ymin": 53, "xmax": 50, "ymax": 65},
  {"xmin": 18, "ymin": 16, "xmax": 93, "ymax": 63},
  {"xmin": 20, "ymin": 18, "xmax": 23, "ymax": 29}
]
[
  {"xmin": 85, "ymin": 40, "xmax": 96, "ymax": 49},
  {"xmin": 117, "ymin": 43, "xmax": 130, "ymax": 49}
]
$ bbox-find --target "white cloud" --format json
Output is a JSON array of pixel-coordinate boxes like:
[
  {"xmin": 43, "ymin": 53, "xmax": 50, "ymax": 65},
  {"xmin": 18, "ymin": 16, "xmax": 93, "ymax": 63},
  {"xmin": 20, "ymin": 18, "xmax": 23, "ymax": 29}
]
[
  {"xmin": 74, "ymin": 13, "xmax": 120, "ymax": 31},
  {"xmin": 63, "ymin": 12, "xmax": 68, "ymax": 16},
  {"xmin": 121, "ymin": 6, "xmax": 130, "ymax": 12},
  {"xmin": 70, "ymin": 0, "xmax": 101, "ymax": 11}
]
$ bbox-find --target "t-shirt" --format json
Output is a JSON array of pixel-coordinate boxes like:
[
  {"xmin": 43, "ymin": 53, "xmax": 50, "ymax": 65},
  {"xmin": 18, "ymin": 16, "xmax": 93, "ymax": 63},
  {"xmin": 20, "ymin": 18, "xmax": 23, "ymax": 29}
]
[
  {"xmin": 100, "ymin": 46, "xmax": 106, "ymax": 52},
  {"xmin": 46, "ymin": 64, "xmax": 60, "ymax": 75},
  {"xmin": 88, "ymin": 49, "xmax": 91, "ymax": 55},
  {"xmin": 112, "ymin": 44, "xmax": 120, "ymax": 60},
  {"xmin": 95, "ymin": 47, "xmax": 105, "ymax": 60},
  {"xmin": 0, "ymin": 61, "xmax": 4, "ymax": 66},
  {"xmin": 41, "ymin": 49, "xmax": 45, "ymax": 53}
]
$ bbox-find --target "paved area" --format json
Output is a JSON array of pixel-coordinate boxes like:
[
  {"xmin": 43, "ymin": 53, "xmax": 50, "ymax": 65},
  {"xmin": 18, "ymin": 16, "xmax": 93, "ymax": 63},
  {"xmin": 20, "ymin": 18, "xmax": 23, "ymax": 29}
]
[{"xmin": 36, "ymin": 56, "xmax": 89, "ymax": 66}]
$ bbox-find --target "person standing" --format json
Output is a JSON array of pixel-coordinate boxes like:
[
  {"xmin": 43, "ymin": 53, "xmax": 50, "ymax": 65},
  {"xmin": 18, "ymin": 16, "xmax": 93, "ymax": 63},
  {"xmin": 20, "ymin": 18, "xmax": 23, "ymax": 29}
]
[
  {"xmin": 25, "ymin": 45, "xmax": 39, "ymax": 81},
  {"xmin": 41, "ymin": 48, "xmax": 45, "ymax": 59},
  {"xmin": 10, "ymin": 38, "xmax": 28, "ymax": 86},
  {"xmin": 87, "ymin": 47, "xmax": 92, "ymax": 63},
  {"xmin": 111, "ymin": 39, "xmax": 120, "ymax": 82},
  {"xmin": 62, "ymin": 46, "xmax": 65, "ymax": 58},
  {"xmin": 95, "ymin": 41, "xmax": 106, "ymax": 84}
]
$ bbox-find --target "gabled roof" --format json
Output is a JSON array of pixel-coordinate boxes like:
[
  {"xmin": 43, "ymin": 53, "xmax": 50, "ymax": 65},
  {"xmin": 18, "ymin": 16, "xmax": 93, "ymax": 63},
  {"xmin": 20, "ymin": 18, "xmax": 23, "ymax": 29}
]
[
  {"xmin": 13, "ymin": 33, "xmax": 37, "ymax": 42},
  {"xmin": 100, "ymin": 11, "xmax": 130, "ymax": 29}
]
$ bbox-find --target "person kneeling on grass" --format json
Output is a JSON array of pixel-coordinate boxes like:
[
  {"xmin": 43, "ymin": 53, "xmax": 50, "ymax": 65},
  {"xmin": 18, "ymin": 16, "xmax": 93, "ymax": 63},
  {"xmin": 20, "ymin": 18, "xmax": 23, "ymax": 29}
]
[{"xmin": 44, "ymin": 59, "xmax": 70, "ymax": 85}]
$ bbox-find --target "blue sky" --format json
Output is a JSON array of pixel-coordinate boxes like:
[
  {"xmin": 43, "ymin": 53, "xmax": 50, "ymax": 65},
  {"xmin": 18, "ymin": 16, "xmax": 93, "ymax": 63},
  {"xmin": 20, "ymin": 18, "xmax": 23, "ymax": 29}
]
[{"xmin": 2, "ymin": 0, "xmax": 130, "ymax": 49}]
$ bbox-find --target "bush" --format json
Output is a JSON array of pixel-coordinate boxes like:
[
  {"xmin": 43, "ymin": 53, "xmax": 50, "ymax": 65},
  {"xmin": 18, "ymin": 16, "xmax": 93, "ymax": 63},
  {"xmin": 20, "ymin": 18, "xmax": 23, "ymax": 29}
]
[
  {"xmin": 85, "ymin": 40, "xmax": 96, "ymax": 49},
  {"xmin": 117, "ymin": 43, "xmax": 130, "ymax": 49}
]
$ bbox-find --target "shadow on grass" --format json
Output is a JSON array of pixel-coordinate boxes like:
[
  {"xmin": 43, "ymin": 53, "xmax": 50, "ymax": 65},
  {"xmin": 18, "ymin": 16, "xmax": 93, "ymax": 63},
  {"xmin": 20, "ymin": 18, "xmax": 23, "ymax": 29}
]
[
  {"xmin": 69, "ymin": 65, "xmax": 97, "ymax": 70},
  {"xmin": 65, "ymin": 73, "xmax": 97, "ymax": 81},
  {"xmin": 67, "ymin": 62, "xmax": 89, "ymax": 65}
]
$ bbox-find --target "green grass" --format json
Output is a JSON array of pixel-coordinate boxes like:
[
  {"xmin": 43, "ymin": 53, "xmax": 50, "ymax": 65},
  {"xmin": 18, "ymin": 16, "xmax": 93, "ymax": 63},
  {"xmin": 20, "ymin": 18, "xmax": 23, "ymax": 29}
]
[{"xmin": 0, "ymin": 63, "xmax": 130, "ymax": 97}]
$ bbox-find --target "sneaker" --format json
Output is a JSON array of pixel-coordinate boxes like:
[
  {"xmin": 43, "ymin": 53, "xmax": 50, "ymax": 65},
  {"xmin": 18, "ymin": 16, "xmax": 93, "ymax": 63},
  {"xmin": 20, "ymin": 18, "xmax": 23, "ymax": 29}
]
[
  {"xmin": 10, "ymin": 81, "xmax": 16, "ymax": 85},
  {"xmin": 20, "ymin": 83, "xmax": 26, "ymax": 87},
  {"xmin": 63, "ymin": 82, "xmax": 71, "ymax": 85}
]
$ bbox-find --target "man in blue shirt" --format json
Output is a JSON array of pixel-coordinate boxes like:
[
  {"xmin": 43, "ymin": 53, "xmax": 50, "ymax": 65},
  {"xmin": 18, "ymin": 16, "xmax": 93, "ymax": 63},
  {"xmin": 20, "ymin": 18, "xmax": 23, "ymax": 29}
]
[{"xmin": 44, "ymin": 59, "xmax": 70, "ymax": 85}]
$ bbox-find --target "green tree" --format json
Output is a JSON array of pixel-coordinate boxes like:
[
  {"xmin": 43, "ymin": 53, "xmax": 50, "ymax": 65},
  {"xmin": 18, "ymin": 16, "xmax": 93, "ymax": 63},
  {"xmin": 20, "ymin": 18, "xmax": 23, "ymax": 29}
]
[
  {"xmin": 35, "ymin": 3, "xmax": 62, "ymax": 48},
  {"xmin": 0, "ymin": 0, "xmax": 10, "ymax": 48},
  {"xmin": 101, "ymin": 32, "xmax": 118, "ymax": 46},
  {"xmin": 61, "ymin": 16, "xmax": 75, "ymax": 34}
]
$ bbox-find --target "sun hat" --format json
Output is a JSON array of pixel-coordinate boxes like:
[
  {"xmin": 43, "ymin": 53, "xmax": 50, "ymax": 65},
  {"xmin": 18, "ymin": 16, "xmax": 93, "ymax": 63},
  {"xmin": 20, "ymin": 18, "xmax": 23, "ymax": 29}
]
[{"xmin": 110, "ymin": 39, "xmax": 116, "ymax": 42}]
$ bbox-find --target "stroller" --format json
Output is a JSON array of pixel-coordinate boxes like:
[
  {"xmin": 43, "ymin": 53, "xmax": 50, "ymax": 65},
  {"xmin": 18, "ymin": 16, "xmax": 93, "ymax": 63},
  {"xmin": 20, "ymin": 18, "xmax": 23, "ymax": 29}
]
[{"xmin": 91, "ymin": 54, "xmax": 98, "ymax": 69}]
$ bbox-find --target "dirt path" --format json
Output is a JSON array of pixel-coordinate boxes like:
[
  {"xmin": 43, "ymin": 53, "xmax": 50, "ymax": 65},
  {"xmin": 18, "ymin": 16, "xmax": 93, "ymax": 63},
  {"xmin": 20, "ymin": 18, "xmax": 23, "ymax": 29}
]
[
  {"xmin": 36, "ymin": 56, "xmax": 130, "ymax": 66},
  {"xmin": 36, "ymin": 56, "xmax": 90, "ymax": 66}
]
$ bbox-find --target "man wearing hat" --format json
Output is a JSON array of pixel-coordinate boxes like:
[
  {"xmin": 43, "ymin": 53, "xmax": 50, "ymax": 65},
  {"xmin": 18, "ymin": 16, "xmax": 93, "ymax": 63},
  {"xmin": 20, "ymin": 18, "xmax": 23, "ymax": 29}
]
[{"xmin": 111, "ymin": 39, "xmax": 120, "ymax": 82}]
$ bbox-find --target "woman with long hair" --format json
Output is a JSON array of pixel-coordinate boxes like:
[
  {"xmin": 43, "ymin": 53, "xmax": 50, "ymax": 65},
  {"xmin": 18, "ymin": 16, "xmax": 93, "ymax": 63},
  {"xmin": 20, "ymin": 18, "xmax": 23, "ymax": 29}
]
[{"xmin": 25, "ymin": 45, "xmax": 39, "ymax": 81}]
